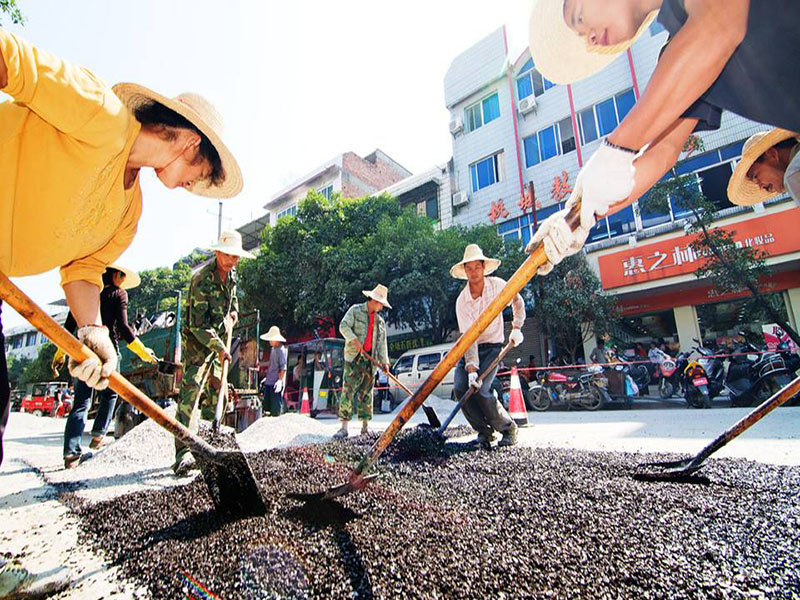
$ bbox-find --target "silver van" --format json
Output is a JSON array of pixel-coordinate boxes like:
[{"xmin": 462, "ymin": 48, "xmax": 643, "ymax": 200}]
[{"xmin": 390, "ymin": 342, "xmax": 455, "ymax": 403}]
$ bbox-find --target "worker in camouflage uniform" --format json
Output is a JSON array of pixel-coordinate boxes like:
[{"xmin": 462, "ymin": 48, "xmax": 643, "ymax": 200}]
[
  {"xmin": 333, "ymin": 284, "xmax": 391, "ymax": 439},
  {"xmin": 173, "ymin": 231, "xmax": 254, "ymax": 476}
]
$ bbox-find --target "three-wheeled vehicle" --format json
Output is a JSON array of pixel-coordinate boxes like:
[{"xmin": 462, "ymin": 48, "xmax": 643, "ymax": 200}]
[
  {"xmin": 285, "ymin": 338, "xmax": 345, "ymax": 417},
  {"xmin": 20, "ymin": 381, "xmax": 70, "ymax": 417}
]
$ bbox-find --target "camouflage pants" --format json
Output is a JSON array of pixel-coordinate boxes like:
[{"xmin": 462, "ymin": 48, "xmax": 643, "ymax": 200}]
[
  {"xmin": 175, "ymin": 353, "xmax": 219, "ymax": 462},
  {"xmin": 339, "ymin": 354, "xmax": 374, "ymax": 422}
]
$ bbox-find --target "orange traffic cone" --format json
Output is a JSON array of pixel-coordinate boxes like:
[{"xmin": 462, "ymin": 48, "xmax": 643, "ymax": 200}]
[
  {"xmin": 507, "ymin": 367, "xmax": 529, "ymax": 427},
  {"xmin": 299, "ymin": 387, "xmax": 311, "ymax": 415}
]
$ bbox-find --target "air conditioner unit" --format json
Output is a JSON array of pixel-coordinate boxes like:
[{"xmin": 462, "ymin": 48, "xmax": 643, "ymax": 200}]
[
  {"xmin": 518, "ymin": 96, "xmax": 537, "ymax": 114},
  {"xmin": 449, "ymin": 116, "xmax": 464, "ymax": 135},
  {"xmin": 452, "ymin": 192, "xmax": 469, "ymax": 208}
]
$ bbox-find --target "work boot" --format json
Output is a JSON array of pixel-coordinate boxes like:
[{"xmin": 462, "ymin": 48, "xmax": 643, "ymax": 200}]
[
  {"xmin": 361, "ymin": 421, "xmax": 370, "ymax": 436},
  {"xmin": 64, "ymin": 452, "xmax": 93, "ymax": 470},
  {"xmin": 476, "ymin": 433, "xmax": 493, "ymax": 450},
  {"xmin": 497, "ymin": 424, "xmax": 519, "ymax": 448},
  {"xmin": 172, "ymin": 453, "xmax": 197, "ymax": 477},
  {"xmin": 89, "ymin": 434, "xmax": 109, "ymax": 451},
  {"xmin": 332, "ymin": 426, "xmax": 349, "ymax": 440}
]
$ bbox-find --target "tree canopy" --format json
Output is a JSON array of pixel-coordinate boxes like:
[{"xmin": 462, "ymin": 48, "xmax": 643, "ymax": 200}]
[{"xmin": 0, "ymin": 0, "xmax": 24, "ymax": 25}]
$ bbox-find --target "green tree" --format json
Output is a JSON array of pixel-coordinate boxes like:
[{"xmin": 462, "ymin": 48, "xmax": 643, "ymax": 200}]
[
  {"xmin": 126, "ymin": 262, "xmax": 194, "ymax": 321},
  {"xmin": 0, "ymin": 0, "xmax": 24, "ymax": 25},
  {"xmin": 532, "ymin": 254, "xmax": 619, "ymax": 363},
  {"xmin": 639, "ymin": 138, "xmax": 799, "ymax": 345},
  {"xmin": 19, "ymin": 343, "xmax": 68, "ymax": 385},
  {"xmin": 6, "ymin": 354, "xmax": 31, "ymax": 388}
]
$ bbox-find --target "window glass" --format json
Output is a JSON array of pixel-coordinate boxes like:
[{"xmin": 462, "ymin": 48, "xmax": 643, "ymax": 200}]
[
  {"xmin": 698, "ymin": 163, "xmax": 735, "ymax": 211},
  {"xmin": 615, "ymin": 89, "xmax": 636, "ymax": 121},
  {"xmin": 482, "ymin": 94, "xmax": 500, "ymax": 124},
  {"xmin": 523, "ymin": 134, "xmax": 540, "ymax": 167},
  {"xmin": 558, "ymin": 117, "xmax": 576, "ymax": 154},
  {"xmin": 538, "ymin": 126, "xmax": 558, "ymax": 161},
  {"xmin": 393, "ymin": 356, "xmax": 414, "ymax": 375},
  {"xmin": 471, "ymin": 155, "xmax": 499, "ymax": 191},
  {"xmin": 531, "ymin": 71, "xmax": 545, "ymax": 96},
  {"xmin": 579, "ymin": 107, "xmax": 598, "ymax": 144},
  {"xmin": 719, "ymin": 140, "xmax": 746, "ymax": 162},
  {"xmin": 544, "ymin": 78, "xmax": 556, "ymax": 91},
  {"xmin": 637, "ymin": 192, "xmax": 671, "ymax": 229},
  {"xmin": 425, "ymin": 197, "xmax": 439, "ymax": 220},
  {"xmin": 417, "ymin": 353, "xmax": 441, "ymax": 371},
  {"xmin": 25, "ymin": 332, "xmax": 37, "ymax": 346},
  {"xmin": 670, "ymin": 177, "xmax": 700, "ymax": 219},
  {"xmin": 504, "ymin": 232, "xmax": 519, "ymax": 243},
  {"xmin": 517, "ymin": 75, "xmax": 533, "ymax": 100},
  {"xmin": 470, "ymin": 164, "xmax": 478, "ymax": 193},
  {"xmin": 532, "ymin": 202, "xmax": 561, "ymax": 231},
  {"xmin": 497, "ymin": 217, "xmax": 520, "ymax": 234},
  {"xmin": 521, "ymin": 225, "xmax": 532, "ymax": 246},
  {"xmin": 465, "ymin": 103, "xmax": 482, "ymax": 132},
  {"xmin": 607, "ymin": 205, "xmax": 636, "ymax": 238},
  {"xmin": 595, "ymin": 98, "xmax": 618, "ymax": 136},
  {"xmin": 649, "ymin": 20, "xmax": 666, "ymax": 35},
  {"xmin": 519, "ymin": 58, "xmax": 534, "ymax": 73},
  {"xmin": 587, "ymin": 218, "xmax": 610, "ymax": 243},
  {"xmin": 12, "ymin": 336, "xmax": 23, "ymax": 349},
  {"xmin": 675, "ymin": 151, "xmax": 720, "ymax": 175}
]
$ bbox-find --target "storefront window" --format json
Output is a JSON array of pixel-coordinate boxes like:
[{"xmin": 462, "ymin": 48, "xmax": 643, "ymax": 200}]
[
  {"xmin": 615, "ymin": 310, "xmax": 679, "ymax": 353},
  {"xmin": 696, "ymin": 293, "xmax": 790, "ymax": 347}
]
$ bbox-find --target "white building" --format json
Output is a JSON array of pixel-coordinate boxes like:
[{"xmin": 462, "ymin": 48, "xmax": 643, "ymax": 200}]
[{"xmin": 4, "ymin": 308, "xmax": 68, "ymax": 361}]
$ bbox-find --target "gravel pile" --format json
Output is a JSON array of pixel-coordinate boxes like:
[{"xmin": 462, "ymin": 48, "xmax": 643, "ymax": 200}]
[{"xmin": 70, "ymin": 427, "xmax": 799, "ymax": 599}]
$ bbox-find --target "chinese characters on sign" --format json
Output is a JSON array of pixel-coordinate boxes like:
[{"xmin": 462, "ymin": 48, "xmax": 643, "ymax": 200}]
[
  {"xmin": 551, "ymin": 170, "xmax": 573, "ymax": 203},
  {"xmin": 519, "ymin": 184, "xmax": 535, "ymax": 214},
  {"xmin": 621, "ymin": 233, "xmax": 777, "ymax": 278},
  {"xmin": 488, "ymin": 199, "xmax": 509, "ymax": 224}
]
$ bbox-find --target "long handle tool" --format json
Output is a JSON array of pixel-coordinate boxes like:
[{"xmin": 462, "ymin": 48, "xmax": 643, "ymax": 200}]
[
  {"xmin": 359, "ymin": 349, "xmax": 441, "ymax": 429},
  {"xmin": 634, "ymin": 374, "xmax": 800, "ymax": 482},
  {"xmin": 212, "ymin": 317, "xmax": 234, "ymax": 433},
  {"xmin": 0, "ymin": 272, "xmax": 268, "ymax": 519},
  {"xmin": 436, "ymin": 341, "xmax": 515, "ymax": 436},
  {"xmin": 293, "ymin": 201, "xmax": 582, "ymax": 502}
]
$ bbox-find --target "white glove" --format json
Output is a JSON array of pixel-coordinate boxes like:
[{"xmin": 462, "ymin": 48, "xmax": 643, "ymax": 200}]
[
  {"xmin": 273, "ymin": 379, "xmax": 284, "ymax": 393},
  {"xmin": 509, "ymin": 328, "xmax": 524, "ymax": 347},
  {"xmin": 576, "ymin": 139, "xmax": 638, "ymax": 229},
  {"xmin": 467, "ymin": 371, "xmax": 480, "ymax": 389},
  {"xmin": 525, "ymin": 206, "xmax": 592, "ymax": 273},
  {"xmin": 68, "ymin": 326, "xmax": 117, "ymax": 390}
]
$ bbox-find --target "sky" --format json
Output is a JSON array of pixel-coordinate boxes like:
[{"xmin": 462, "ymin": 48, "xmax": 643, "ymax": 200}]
[{"xmin": 2, "ymin": 0, "xmax": 531, "ymax": 329}]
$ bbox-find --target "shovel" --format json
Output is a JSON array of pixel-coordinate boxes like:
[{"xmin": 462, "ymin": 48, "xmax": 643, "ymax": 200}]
[
  {"xmin": 358, "ymin": 349, "xmax": 441, "ymax": 428},
  {"xmin": 634, "ymin": 374, "xmax": 800, "ymax": 482},
  {"xmin": 436, "ymin": 341, "xmax": 515, "ymax": 436},
  {"xmin": 212, "ymin": 316, "xmax": 234, "ymax": 433},
  {"xmin": 291, "ymin": 201, "xmax": 582, "ymax": 502},
  {"xmin": 0, "ymin": 272, "xmax": 268, "ymax": 519}
]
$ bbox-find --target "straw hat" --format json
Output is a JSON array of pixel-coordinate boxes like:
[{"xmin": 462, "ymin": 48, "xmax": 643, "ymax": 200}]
[
  {"xmin": 728, "ymin": 128, "xmax": 799, "ymax": 206},
  {"xmin": 106, "ymin": 263, "xmax": 140, "ymax": 290},
  {"xmin": 260, "ymin": 325, "xmax": 286, "ymax": 343},
  {"xmin": 362, "ymin": 284, "xmax": 392, "ymax": 309},
  {"xmin": 450, "ymin": 244, "xmax": 501, "ymax": 280},
  {"xmin": 112, "ymin": 83, "xmax": 243, "ymax": 198},
  {"xmin": 207, "ymin": 230, "xmax": 256, "ymax": 259},
  {"xmin": 528, "ymin": 0, "xmax": 658, "ymax": 84}
]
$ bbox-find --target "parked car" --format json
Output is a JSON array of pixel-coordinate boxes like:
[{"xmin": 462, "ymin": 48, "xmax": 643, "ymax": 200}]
[{"xmin": 390, "ymin": 343, "xmax": 455, "ymax": 404}]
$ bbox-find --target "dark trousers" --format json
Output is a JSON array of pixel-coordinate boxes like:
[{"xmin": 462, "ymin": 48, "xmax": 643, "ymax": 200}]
[
  {"xmin": 453, "ymin": 342, "xmax": 515, "ymax": 438},
  {"xmin": 0, "ymin": 301, "xmax": 9, "ymax": 466},
  {"xmin": 63, "ymin": 379, "xmax": 118, "ymax": 457},
  {"xmin": 262, "ymin": 386, "xmax": 284, "ymax": 416}
]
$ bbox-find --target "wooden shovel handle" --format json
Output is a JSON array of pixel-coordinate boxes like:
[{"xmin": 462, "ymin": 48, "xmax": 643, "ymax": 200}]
[
  {"xmin": 359, "ymin": 349, "xmax": 414, "ymax": 397},
  {"xmin": 0, "ymin": 272, "xmax": 216, "ymax": 457}
]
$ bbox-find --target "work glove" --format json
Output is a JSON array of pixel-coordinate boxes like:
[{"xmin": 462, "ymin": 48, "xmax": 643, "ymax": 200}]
[
  {"xmin": 525, "ymin": 206, "xmax": 592, "ymax": 273},
  {"xmin": 575, "ymin": 139, "xmax": 638, "ymax": 228},
  {"xmin": 127, "ymin": 337, "xmax": 158, "ymax": 364},
  {"xmin": 273, "ymin": 379, "xmax": 284, "ymax": 394},
  {"xmin": 467, "ymin": 371, "xmax": 480, "ymax": 390},
  {"xmin": 509, "ymin": 329, "xmax": 524, "ymax": 348},
  {"xmin": 68, "ymin": 325, "xmax": 117, "ymax": 390},
  {"xmin": 51, "ymin": 347, "xmax": 67, "ymax": 377}
]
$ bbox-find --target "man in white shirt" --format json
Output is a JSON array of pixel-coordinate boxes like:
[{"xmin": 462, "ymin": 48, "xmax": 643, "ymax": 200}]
[{"xmin": 452, "ymin": 244, "xmax": 526, "ymax": 449}]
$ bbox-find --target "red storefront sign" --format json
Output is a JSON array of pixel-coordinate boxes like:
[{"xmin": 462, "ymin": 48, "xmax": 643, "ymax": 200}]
[{"xmin": 598, "ymin": 208, "xmax": 800, "ymax": 290}]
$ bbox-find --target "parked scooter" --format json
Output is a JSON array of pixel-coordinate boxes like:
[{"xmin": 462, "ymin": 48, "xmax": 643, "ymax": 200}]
[
  {"xmin": 693, "ymin": 340, "xmax": 726, "ymax": 400},
  {"xmin": 726, "ymin": 337, "xmax": 790, "ymax": 407},
  {"xmin": 528, "ymin": 364, "xmax": 611, "ymax": 411},
  {"xmin": 682, "ymin": 357, "xmax": 712, "ymax": 409}
]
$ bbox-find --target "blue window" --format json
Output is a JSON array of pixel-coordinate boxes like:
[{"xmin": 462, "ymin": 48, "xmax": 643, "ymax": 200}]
[
  {"xmin": 516, "ymin": 58, "xmax": 555, "ymax": 100},
  {"xmin": 532, "ymin": 202, "xmax": 561, "ymax": 231},
  {"xmin": 675, "ymin": 151, "xmax": 720, "ymax": 175},
  {"xmin": 596, "ymin": 98, "xmax": 618, "ymax": 136},
  {"xmin": 579, "ymin": 107, "xmax": 598, "ymax": 144},
  {"xmin": 318, "ymin": 184, "xmax": 333, "ymax": 200},
  {"xmin": 544, "ymin": 78, "xmax": 556, "ymax": 91},
  {"xmin": 470, "ymin": 154, "xmax": 501, "ymax": 192},
  {"xmin": 607, "ymin": 205, "xmax": 636, "ymax": 238},
  {"xmin": 277, "ymin": 204, "xmax": 297, "ymax": 220},
  {"xmin": 615, "ymin": 89, "xmax": 636, "ymax": 121},
  {"xmin": 539, "ymin": 126, "xmax": 558, "ymax": 161},
  {"xmin": 497, "ymin": 217, "xmax": 520, "ymax": 234},
  {"xmin": 482, "ymin": 94, "xmax": 500, "ymax": 124},
  {"xmin": 521, "ymin": 225, "xmax": 532, "ymax": 246},
  {"xmin": 649, "ymin": 20, "xmax": 666, "ymax": 36},
  {"xmin": 587, "ymin": 218, "xmax": 610, "ymax": 243},
  {"xmin": 517, "ymin": 77, "xmax": 533, "ymax": 101},
  {"xmin": 719, "ymin": 140, "xmax": 746, "ymax": 161},
  {"xmin": 523, "ymin": 134, "xmax": 540, "ymax": 168},
  {"xmin": 638, "ymin": 191, "xmax": 671, "ymax": 229}
]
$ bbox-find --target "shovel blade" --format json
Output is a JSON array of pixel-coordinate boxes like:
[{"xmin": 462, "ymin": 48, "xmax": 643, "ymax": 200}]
[
  {"xmin": 422, "ymin": 405, "xmax": 442, "ymax": 429},
  {"xmin": 632, "ymin": 458, "xmax": 706, "ymax": 483},
  {"xmin": 288, "ymin": 473, "xmax": 379, "ymax": 504},
  {"xmin": 197, "ymin": 449, "xmax": 269, "ymax": 519}
]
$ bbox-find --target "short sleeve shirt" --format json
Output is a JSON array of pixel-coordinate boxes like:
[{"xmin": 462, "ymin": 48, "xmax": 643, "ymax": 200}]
[
  {"xmin": 657, "ymin": 0, "xmax": 800, "ymax": 133},
  {"xmin": 264, "ymin": 346, "xmax": 287, "ymax": 386}
]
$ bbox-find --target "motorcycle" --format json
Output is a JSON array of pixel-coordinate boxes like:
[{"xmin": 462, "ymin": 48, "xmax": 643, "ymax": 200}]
[
  {"xmin": 655, "ymin": 357, "xmax": 681, "ymax": 399},
  {"xmin": 726, "ymin": 340, "xmax": 790, "ymax": 407},
  {"xmin": 682, "ymin": 358, "xmax": 712, "ymax": 409},
  {"xmin": 528, "ymin": 365, "xmax": 611, "ymax": 411},
  {"xmin": 692, "ymin": 341, "xmax": 725, "ymax": 400}
]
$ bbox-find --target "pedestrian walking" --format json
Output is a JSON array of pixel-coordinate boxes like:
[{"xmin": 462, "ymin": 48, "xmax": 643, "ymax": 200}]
[
  {"xmin": 526, "ymin": 0, "xmax": 800, "ymax": 272},
  {"xmin": 173, "ymin": 231, "xmax": 253, "ymax": 476},
  {"xmin": 333, "ymin": 285, "xmax": 391, "ymax": 439},
  {"xmin": 260, "ymin": 326, "xmax": 287, "ymax": 416},
  {"xmin": 452, "ymin": 244, "xmax": 525, "ymax": 449},
  {"xmin": 55, "ymin": 265, "xmax": 157, "ymax": 468}
]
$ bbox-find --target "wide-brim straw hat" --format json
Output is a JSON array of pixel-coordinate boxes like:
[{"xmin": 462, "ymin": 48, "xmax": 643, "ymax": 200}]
[
  {"xmin": 450, "ymin": 244, "xmax": 501, "ymax": 280},
  {"xmin": 112, "ymin": 83, "xmax": 243, "ymax": 198},
  {"xmin": 529, "ymin": 0, "xmax": 658, "ymax": 84},
  {"xmin": 728, "ymin": 128, "xmax": 799, "ymax": 206},
  {"xmin": 207, "ymin": 230, "xmax": 256, "ymax": 259},
  {"xmin": 106, "ymin": 263, "xmax": 140, "ymax": 290},
  {"xmin": 362, "ymin": 284, "xmax": 392, "ymax": 309},
  {"xmin": 260, "ymin": 325, "xmax": 286, "ymax": 343}
]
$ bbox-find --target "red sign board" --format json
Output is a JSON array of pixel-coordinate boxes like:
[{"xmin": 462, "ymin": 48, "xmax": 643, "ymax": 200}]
[{"xmin": 598, "ymin": 208, "xmax": 800, "ymax": 290}]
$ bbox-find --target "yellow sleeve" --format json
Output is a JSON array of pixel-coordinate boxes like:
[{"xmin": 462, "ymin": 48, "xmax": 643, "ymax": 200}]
[
  {"xmin": 0, "ymin": 28, "xmax": 129, "ymax": 147},
  {"xmin": 59, "ymin": 188, "xmax": 142, "ymax": 289}
]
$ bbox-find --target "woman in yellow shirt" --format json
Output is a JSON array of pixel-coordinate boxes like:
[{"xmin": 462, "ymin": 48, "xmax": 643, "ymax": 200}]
[{"xmin": 0, "ymin": 28, "xmax": 243, "ymax": 468}]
